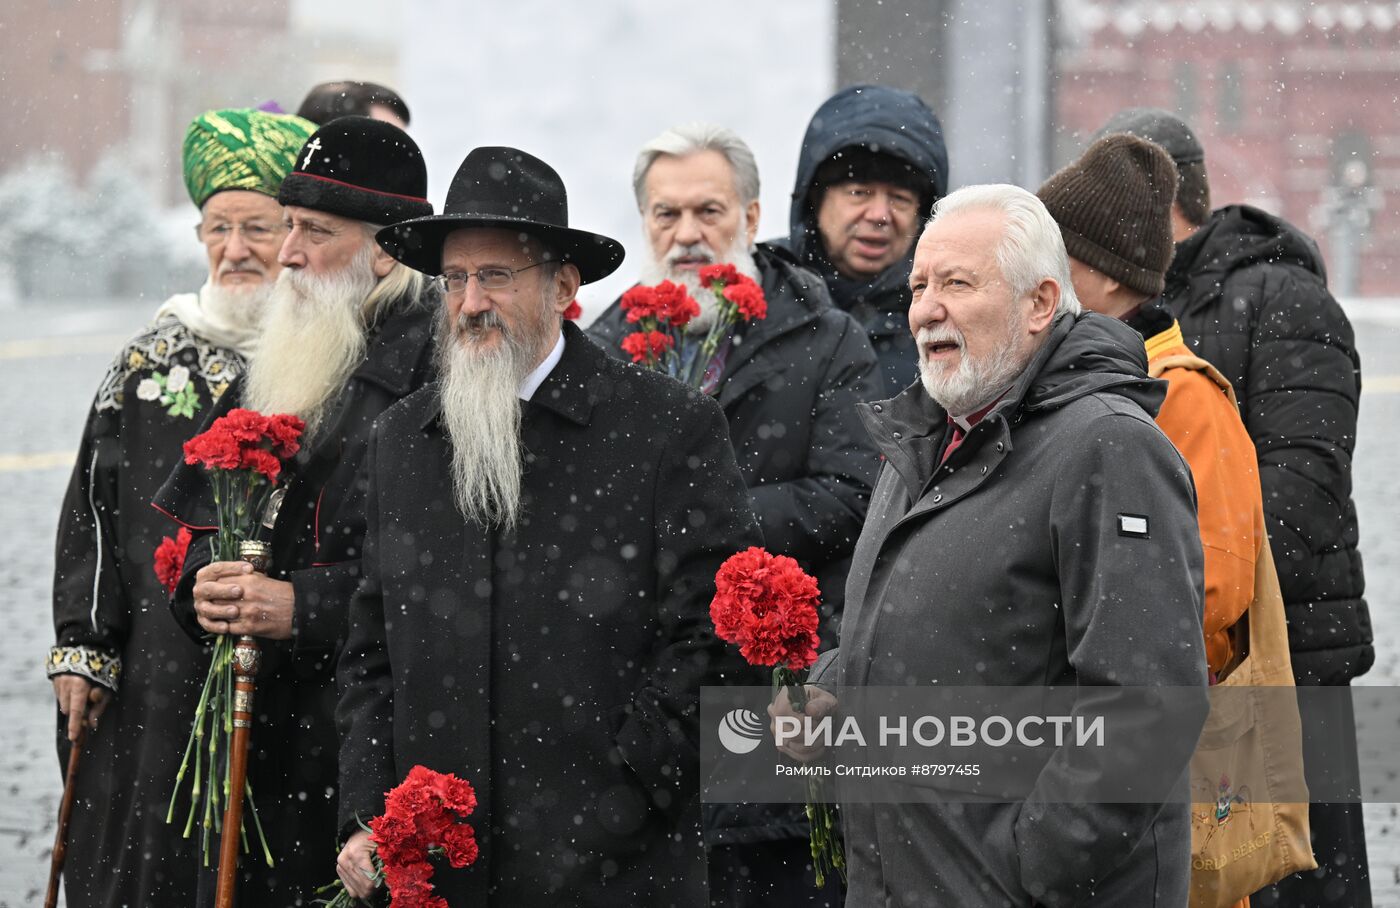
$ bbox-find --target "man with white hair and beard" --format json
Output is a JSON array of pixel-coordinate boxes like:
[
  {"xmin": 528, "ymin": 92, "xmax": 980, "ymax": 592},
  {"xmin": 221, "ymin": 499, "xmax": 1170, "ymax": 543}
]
[
  {"xmin": 588, "ymin": 123, "xmax": 882, "ymax": 906},
  {"xmin": 334, "ymin": 146, "xmax": 762, "ymax": 906},
  {"xmin": 47, "ymin": 107, "xmax": 313, "ymax": 908},
  {"xmin": 770, "ymin": 185, "xmax": 1209, "ymax": 906},
  {"xmin": 153, "ymin": 116, "xmax": 437, "ymax": 906}
]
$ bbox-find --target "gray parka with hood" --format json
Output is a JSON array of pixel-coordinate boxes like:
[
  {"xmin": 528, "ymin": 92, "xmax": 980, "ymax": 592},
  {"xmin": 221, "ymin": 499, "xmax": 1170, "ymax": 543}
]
[{"xmin": 814, "ymin": 312, "xmax": 1209, "ymax": 907}]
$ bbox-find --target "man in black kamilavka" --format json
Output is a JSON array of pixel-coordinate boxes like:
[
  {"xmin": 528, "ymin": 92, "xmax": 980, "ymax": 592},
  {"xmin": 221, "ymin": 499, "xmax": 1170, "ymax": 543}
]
[{"xmin": 153, "ymin": 116, "xmax": 437, "ymax": 907}]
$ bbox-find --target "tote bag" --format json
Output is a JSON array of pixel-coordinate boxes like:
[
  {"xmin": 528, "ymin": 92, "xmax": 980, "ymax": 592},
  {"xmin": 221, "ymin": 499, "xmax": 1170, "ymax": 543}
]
[{"xmin": 1188, "ymin": 541, "xmax": 1317, "ymax": 907}]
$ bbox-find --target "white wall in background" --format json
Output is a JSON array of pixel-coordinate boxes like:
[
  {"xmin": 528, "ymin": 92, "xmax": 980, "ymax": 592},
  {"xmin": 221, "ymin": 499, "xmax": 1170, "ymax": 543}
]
[{"xmin": 401, "ymin": 0, "xmax": 836, "ymax": 314}]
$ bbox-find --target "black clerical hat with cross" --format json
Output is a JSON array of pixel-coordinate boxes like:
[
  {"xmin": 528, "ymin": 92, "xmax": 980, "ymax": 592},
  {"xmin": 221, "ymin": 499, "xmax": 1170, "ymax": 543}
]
[{"xmin": 278, "ymin": 116, "xmax": 432, "ymax": 224}]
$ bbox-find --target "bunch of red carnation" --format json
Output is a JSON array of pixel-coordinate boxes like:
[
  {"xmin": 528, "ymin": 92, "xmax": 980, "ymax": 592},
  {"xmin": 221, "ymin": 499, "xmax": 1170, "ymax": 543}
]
[
  {"xmin": 153, "ymin": 527, "xmax": 193, "ymax": 595},
  {"xmin": 167, "ymin": 407, "xmax": 305, "ymax": 869},
  {"xmin": 711, "ymin": 546, "xmax": 820, "ymax": 672},
  {"xmin": 182, "ymin": 408, "xmax": 304, "ymax": 482},
  {"xmin": 320, "ymin": 765, "xmax": 479, "ymax": 908},
  {"xmin": 617, "ymin": 266, "xmax": 766, "ymax": 386},
  {"xmin": 710, "ymin": 547, "xmax": 844, "ymax": 888}
]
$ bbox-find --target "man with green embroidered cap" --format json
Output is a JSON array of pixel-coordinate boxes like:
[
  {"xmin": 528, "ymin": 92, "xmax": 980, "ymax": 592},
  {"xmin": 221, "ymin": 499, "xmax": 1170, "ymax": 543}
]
[{"xmin": 47, "ymin": 106, "xmax": 313, "ymax": 908}]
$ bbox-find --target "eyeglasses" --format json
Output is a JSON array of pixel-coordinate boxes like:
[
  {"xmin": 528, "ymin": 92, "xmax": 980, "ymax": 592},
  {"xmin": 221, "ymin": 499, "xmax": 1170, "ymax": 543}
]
[
  {"xmin": 195, "ymin": 221, "xmax": 286, "ymax": 246},
  {"xmin": 434, "ymin": 262, "xmax": 545, "ymax": 296}
]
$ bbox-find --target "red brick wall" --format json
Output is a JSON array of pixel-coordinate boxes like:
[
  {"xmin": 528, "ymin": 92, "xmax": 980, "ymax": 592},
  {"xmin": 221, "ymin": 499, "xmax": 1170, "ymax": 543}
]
[{"xmin": 1057, "ymin": 8, "xmax": 1400, "ymax": 296}]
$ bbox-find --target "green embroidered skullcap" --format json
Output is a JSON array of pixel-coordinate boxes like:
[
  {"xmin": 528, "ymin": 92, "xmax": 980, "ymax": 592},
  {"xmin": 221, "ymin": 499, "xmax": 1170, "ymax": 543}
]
[{"xmin": 182, "ymin": 108, "xmax": 318, "ymax": 208}]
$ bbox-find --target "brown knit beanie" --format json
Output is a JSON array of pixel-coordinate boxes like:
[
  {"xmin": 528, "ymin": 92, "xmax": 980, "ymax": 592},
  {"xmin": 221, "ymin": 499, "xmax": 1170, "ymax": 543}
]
[{"xmin": 1036, "ymin": 134, "xmax": 1178, "ymax": 297}]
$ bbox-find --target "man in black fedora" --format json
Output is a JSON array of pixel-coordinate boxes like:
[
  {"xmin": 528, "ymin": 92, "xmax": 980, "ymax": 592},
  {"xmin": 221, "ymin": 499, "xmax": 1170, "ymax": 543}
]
[
  {"xmin": 153, "ymin": 116, "xmax": 439, "ymax": 906},
  {"xmin": 333, "ymin": 146, "xmax": 762, "ymax": 905}
]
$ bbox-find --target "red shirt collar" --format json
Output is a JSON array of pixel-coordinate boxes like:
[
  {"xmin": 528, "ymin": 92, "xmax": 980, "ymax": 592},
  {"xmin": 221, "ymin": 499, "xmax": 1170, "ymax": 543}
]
[{"xmin": 947, "ymin": 391, "xmax": 1007, "ymax": 433}]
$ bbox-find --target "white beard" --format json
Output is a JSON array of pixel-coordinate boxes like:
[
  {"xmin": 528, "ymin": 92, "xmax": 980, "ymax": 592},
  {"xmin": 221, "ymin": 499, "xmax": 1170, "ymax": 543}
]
[
  {"xmin": 436, "ymin": 285, "xmax": 556, "ymax": 529},
  {"xmin": 637, "ymin": 217, "xmax": 761, "ymax": 335},
  {"xmin": 917, "ymin": 311, "xmax": 1032, "ymax": 416},
  {"xmin": 241, "ymin": 244, "xmax": 376, "ymax": 436},
  {"xmin": 201, "ymin": 281, "xmax": 272, "ymax": 335}
]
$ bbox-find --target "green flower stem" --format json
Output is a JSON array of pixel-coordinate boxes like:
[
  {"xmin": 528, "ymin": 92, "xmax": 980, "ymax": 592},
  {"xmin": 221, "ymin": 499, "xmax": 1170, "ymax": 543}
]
[
  {"xmin": 170, "ymin": 467, "xmax": 276, "ymax": 867},
  {"xmin": 168, "ymin": 647, "xmax": 219, "ymax": 824},
  {"xmin": 771, "ymin": 665, "xmax": 845, "ymax": 888},
  {"xmin": 246, "ymin": 782, "xmax": 274, "ymax": 867}
]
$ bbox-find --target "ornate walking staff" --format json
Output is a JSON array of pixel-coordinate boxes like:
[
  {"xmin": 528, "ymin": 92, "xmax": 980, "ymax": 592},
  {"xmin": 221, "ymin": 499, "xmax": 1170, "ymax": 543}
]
[
  {"xmin": 45, "ymin": 722, "xmax": 87, "ymax": 908},
  {"xmin": 215, "ymin": 539, "xmax": 270, "ymax": 908}
]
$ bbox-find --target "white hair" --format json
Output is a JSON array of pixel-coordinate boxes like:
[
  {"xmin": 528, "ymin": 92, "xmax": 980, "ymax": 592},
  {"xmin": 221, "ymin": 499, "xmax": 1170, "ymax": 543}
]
[
  {"xmin": 359, "ymin": 222, "xmax": 427, "ymax": 324},
  {"xmin": 929, "ymin": 184, "xmax": 1082, "ymax": 317},
  {"xmin": 632, "ymin": 123, "xmax": 761, "ymax": 208}
]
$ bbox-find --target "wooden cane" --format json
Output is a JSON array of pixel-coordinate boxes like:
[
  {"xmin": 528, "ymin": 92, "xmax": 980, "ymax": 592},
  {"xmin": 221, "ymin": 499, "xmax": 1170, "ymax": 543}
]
[
  {"xmin": 214, "ymin": 540, "xmax": 270, "ymax": 908},
  {"xmin": 45, "ymin": 721, "xmax": 87, "ymax": 908}
]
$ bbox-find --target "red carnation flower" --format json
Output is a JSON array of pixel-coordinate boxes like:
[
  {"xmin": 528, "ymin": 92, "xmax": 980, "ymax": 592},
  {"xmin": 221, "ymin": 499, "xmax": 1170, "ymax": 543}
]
[
  {"xmin": 352, "ymin": 765, "xmax": 480, "ymax": 907},
  {"xmin": 263, "ymin": 413, "xmax": 305, "ymax": 459},
  {"xmin": 724, "ymin": 279, "xmax": 768, "ymax": 321},
  {"xmin": 153, "ymin": 527, "xmax": 193, "ymax": 595},
  {"xmin": 427, "ymin": 770, "xmax": 478, "ymax": 815},
  {"xmin": 441, "ymin": 823, "xmax": 480, "ymax": 869},
  {"xmin": 710, "ymin": 546, "xmax": 821, "ymax": 671},
  {"xmin": 562, "ymin": 299, "xmax": 583, "ymax": 320},
  {"xmin": 699, "ymin": 263, "xmax": 741, "ymax": 288},
  {"xmin": 620, "ymin": 285, "xmax": 659, "ymax": 323},
  {"xmin": 621, "ymin": 330, "xmax": 674, "ymax": 364},
  {"xmin": 239, "ymin": 447, "xmax": 282, "ymax": 482},
  {"xmin": 652, "ymin": 280, "xmax": 700, "ymax": 327},
  {"xmin": 182, "ymin": 429, "xmax": 242, "ymax": 470},
  {"xmin": 219, "ymin": 408, "xmax": 269, "ymax": 443}
]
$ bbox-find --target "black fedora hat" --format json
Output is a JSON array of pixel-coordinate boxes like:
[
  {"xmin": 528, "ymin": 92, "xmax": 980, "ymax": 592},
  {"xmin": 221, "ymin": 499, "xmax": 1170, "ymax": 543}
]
[{"xmin": 377, "ymin": 146, "xmax": 624, "ymax": 284}]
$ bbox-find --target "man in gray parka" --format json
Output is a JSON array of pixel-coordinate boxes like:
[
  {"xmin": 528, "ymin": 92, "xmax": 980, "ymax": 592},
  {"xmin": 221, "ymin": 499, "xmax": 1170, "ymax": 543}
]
[{"xmin": 772, "ymin": 185, "xmax": 1209, "ymax": 907}]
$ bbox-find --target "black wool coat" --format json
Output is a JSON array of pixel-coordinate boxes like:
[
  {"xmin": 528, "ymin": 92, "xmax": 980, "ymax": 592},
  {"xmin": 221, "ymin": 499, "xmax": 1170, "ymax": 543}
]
[
  {"xmin": 1165, "ymin": 204, "xmax": 1369, "ymax": 685},
  {"xmin": 589, "ymin": 247, "xmax": 884, "ymax": 848},
  {"xmin": 50, "ymin": 313, "xmax": 245, "ymax": 908},
  {"xmin": 153, "ymin": 294, "xmax": 436, "ymax": 907},
  {"xmin": 588, "ymin": 244, "xmax": 882, "ymax": 629},
  {"xmin": 336, "ymin": 323, "xmax": 762, "ymax": 906}
]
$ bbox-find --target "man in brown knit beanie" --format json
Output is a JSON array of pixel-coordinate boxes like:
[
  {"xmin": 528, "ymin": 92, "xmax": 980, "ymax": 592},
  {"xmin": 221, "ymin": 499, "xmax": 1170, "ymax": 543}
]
[
  {"xmin": 1037, "ymin": 133, "xmax": 1176, "ymax": 318},
  {"xmin": 1040, "ymin": 136, "xmax": 1316, "ymax": 907}
]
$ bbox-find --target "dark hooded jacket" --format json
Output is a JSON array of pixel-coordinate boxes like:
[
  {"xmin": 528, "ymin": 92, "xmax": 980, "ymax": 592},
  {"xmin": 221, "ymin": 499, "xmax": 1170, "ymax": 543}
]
[
  {"xmin": 812, "ymin": 312, "xmax": 1208, "ymax": 907},
  {"xmin": 771, "ymin": 84, "xmax": 949, "ymax": 395},
  {"xmin": 1165, "ymin": 204, "xmax": 1369, "ymax": 686}
]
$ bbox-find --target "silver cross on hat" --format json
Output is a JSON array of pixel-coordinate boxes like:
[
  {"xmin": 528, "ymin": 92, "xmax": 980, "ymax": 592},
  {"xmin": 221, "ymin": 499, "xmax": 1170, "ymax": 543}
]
[{"xmin": 301, "ymin": 136, "xmax": 322, "ymax": 169}]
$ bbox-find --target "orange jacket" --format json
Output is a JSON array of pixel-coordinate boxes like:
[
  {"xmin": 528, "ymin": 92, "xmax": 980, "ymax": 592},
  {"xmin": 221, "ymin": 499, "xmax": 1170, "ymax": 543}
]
[{"xmin": 1146, "ymin": 321, "xmax": 1263, "ymax": 678}]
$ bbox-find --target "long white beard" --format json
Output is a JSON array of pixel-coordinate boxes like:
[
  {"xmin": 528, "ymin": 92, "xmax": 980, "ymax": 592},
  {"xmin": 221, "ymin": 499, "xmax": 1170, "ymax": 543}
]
[
  {"xmin": 917, "ymin": 311, "xmax": 1032, "ymax": 416},
  {"xmin": 437, "ymin": 287, "xmax": 556, "ymax": 529},
  {"xmin": 242, "ymin": 245, "xmax": 376, "ymax": 436},
  {"xmin": 637, "ymin": 220, "xmax": 760, "ymax": 335}
]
